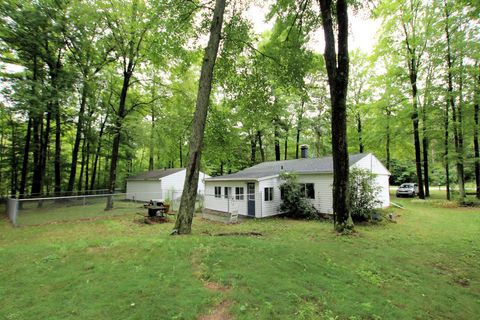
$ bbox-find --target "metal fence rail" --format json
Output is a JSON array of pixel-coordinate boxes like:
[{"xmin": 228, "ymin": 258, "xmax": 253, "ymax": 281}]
[{"xmin": 4, "ymin": 190, "xmax": 204, "ymax": 227}]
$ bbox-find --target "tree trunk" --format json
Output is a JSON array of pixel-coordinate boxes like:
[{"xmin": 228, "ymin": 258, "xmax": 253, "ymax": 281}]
[
  {"xmin": 445, "ymin": 2, "xmax": 464, "ymax": 198},
  {"xmin": 319, "ymin": 0, "xmax": 352, "ymax": 232},
  {"xmin": 385, "ymin": 107, "xmax": 391, "ymax": 171},
  {"xmin": 284, "ymin": 130, "xmax": 288, "ymax": 160},
  {"xmin": 295, "ymin": 127, "xmax": 301, "ymax": 159},
  {"xmin": 78, "ymin": 137, "xmax": 86, "ymax": 192},
  {"xmin": 356, "ymin": 112, "xmax": 363, "ymax": 153},
  {"xmin": 457, "ymin": 56, "xmax": 466, "ymax": 198},
  {"xmin": 40, "ymin": 109, "xmax": 52, "ymax": 195},
  {"xmin": 90, "ymin": 114, "xmax": 108, "ymax": 191},
  {"xmin": 257, "ymin": 131, "xmax": 265, "ymax": 162},
  {"xmin": 173, "ymin": 0, "xmax": 226, "ymax": 235},
  {"xmin": 31, "ymin": 114, "xmax": 42, "ymax": 196},
  {"xmin": 474, "ymin": 65, "xmax": 480, "ymax": 199},
  {"xmin": 315, "ymin": 126, "xmax": 322, "ymax": 157},
  {"xmin": 149, "ymin": 107, "xmax": 155, "ymax": 171},
  {"xmin": 20, "ymin": 56, "xmax": 38, "ymax": 198},
  {"xmin": 474, "ymin": 92, "xmax": 479, "ymax": 199},
  {"xmin": 422, "ymin": 103, "xmax": 430, "ymax": 197},
  {"xmin": 250, "ymin": 135, "xmax": 256, "ymax": 165},
  {"xmin": 9, "ymin": 120, "xmax": 18, "ymax": 197},
  {"xmin": 106, "ymin": 71, "xmax": 132, "ymax": 210},
  {"xmin": 85, "ymin": 140, "xmax": 90, "ymax": 193},
  {"xmin": 295, "ymin": 101, "xmax": 304, "ymax": 159},
  {"xmin": 409, "ymin": 72, "xmax": 425, "ymax": 199},
  {"xmin": 274, "ymin": 120, "xmax": 281, "ymax": 161},
  {"xmin": 54, "ymin": 102, "xmax": 62, "ymax": 195},
  {"xmin": 67, "ymin": 80, "xmax": 88, "ymax": 192},
  {"xmin": 19, "ymin": 117, "xmax": 32, "ymax": 199},
  {"xmin": 444, "ymin": 100, "xmax": 451, "ymax": 200},
  {"xmin": 179, "ymin": 139, "xmax": 183, "ymax": 167}
]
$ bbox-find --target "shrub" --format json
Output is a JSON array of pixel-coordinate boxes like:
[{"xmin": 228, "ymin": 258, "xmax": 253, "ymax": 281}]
[
  {"xmin": 279, "ymin": 172, "xmax": 319, "ymax": 220},
  {"xmin": 349, "ymin": 167, "xmax": 382, "ymax": 221}
]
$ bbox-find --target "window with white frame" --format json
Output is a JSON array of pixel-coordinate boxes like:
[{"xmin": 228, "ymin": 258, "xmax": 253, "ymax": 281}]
[
  {"xmin": 214, "ymin": 186, "xmax": 221, "ymax": 198},
  {"xmin": 264, "ymin": 187, "xmax": 274, "ymax": 201},
  {"xmin": 235, "ymin": 187, "xmax": 244, "ymax": 200},
  {"xmin": 224, "ymin": 187, "xmax": 231, "ymax": 199}
]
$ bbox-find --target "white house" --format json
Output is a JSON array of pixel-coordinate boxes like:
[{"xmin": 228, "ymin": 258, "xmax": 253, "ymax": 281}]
[
  {"xmin": 203, "ymin": 151, "xmax": 390, "ymax": 218},
  {"xmin": 126, "ymin": 168, "xmax": 210, "ymax": 202}
]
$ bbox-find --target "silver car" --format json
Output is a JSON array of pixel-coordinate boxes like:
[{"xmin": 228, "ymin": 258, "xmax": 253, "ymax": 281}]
[{"xmin": 396, "ymin": 183, "xmax": 418, "ymax": 197}]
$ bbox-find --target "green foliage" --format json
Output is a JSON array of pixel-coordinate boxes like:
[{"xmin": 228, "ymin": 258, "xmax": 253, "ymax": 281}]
[
  {"xmin": 279, "ymin": 172, "xmax": 319, "ymax": 220},
  {"xmin": 349, "ymin": 167, "xmax": 382, "ymax": 221}
]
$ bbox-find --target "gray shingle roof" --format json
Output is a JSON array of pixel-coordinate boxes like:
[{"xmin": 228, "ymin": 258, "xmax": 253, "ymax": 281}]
[
  {"xmin": 126, "ymin": 168, "xmax": 184, "ymax": 181},
  {"xmin": 206, "ymin": 153, "xmax": 368, "ymax": 181}
]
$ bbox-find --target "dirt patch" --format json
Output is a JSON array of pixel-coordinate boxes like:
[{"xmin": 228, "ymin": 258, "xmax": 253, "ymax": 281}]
[
  {"xmin": 204, "ymin": 281, "xmax": 230, "ymax": 292},
  {"xmin": 198, "ymin": 299, "xmax": 232, "ymax": 320},
  {"xmin": 202, "ymin": 231, "xmax": 262, "ymax": 237},
  {"xmin": 192, "ymin": 252, "xmax": 234, "ymax": 319},
  {"xmin": 86, "ymin": 246, "xmax": 109, "ymax": 254},
  {"xmin": 453, "ymin": 277, "xmax": 470, "ymax": 287}
]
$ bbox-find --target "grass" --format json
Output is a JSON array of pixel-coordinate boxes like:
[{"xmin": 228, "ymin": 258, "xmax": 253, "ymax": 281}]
[
  {"xmin": 1, "ymin": 195, "xmax": 479, "ymax": 319},
  {"xmin": 13, "ymin": 195, "xmax": 191, "ymax": 226}
]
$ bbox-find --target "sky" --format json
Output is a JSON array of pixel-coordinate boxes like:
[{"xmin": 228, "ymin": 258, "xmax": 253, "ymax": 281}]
[{"xmin": 244, "ymin": 2, "xmax": 381, "ymax": 54}]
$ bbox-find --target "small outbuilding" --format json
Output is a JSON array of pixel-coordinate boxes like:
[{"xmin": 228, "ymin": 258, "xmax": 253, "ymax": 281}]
[
  {"xmin": 126, "ymin": 168, "xmax": 210, "ymax": 202},
  {"xmin": 203, "ymin": 151, "xmax": 390, "ymax": 218}
]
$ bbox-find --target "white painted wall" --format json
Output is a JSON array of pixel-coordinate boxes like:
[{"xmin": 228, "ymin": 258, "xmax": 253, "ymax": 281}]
[
  {"xmin": 204, "ymin": 180, "xmax": 260, "ymax": 216},
  {"xmin": 374, "ymin": 174, "xmax": 390, "ymax": 207},
  {"xmin": 126, "ymin": 170, "xmax": 210, "ymax": 202},
  {"xmin": 352, "ymin": 153, "xmax": 390, "ymax": 208},
  {"xmin": 161, "ymin": 170, "xmax": 210, "ymax": 199},
  {"xmin": 298, "ymin": 174, "xmax": 334, "ymax": 214},
  {"xmin": 353, "ymin": 154, "xmax": 390, "ymax": 175},
  {"xmin": 258, "ymin": 177, "xmax": 282, "ymax": 217},
  {"xmin": 126, "ymin": 180, "xmax": 162, "ymax": 201}
]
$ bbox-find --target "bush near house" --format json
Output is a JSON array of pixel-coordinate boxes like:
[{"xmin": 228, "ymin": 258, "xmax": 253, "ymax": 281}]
[
  {"xmin": 279, "ymin": 172, "xmax": 319, "ymax": 220},
  {"xmin": 349, "ymin": 167, "xmax": 382, "ymax": 221}
]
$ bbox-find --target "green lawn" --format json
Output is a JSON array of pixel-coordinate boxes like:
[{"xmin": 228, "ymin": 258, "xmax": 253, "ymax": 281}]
[
  {"xmin": 13, "ymin": 195, "xmax": 188, "ymax": 226},
  {"xmin": 1, "ymin": 197, "xmax": 479, "ymax": 319}
]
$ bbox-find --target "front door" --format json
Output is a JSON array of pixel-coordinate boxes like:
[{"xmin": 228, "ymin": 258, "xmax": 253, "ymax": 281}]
[{"xmin": 247, "ymin": 182, "xmax": 255, "ymax": 217}]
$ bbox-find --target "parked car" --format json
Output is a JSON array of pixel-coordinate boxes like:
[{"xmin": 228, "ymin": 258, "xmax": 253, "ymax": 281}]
[{"xmin": 396, "ymin": 183, "xmax": 419, "ymax": 197}]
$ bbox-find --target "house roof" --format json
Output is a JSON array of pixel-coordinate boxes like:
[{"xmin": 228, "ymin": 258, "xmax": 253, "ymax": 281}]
[
  {"xmin": 206, "ymin": 153, "xmax": 370, "ymax": 181},
  {"xmin": 126, "ymin": 168, "xmax": 184, "ymax": 181}
]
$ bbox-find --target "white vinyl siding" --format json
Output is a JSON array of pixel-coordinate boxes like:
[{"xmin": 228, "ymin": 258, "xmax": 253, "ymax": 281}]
[
  {"xmin": 204, "ymin": 181, "xmax": 249, "ymax": 215},
  {"xmin": 125, "ymin": 181, "xmax": 162, "ymax": 202},
  {"xmin": 126, "ymin": 169, "xmax": 210, "ymax": 202}
]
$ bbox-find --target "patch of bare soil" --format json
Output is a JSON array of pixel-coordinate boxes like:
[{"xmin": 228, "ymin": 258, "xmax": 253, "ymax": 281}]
[
  {"xmin": 198, "ymin": 299, "xmax": 232, "ymax": 320},
  {"xmin": 201, "ymin": 231, "xmax": 262, "ymax": 237},
  {"xmin": 192, "ymin": 252, "xmax": 234, "ymax": 320}
]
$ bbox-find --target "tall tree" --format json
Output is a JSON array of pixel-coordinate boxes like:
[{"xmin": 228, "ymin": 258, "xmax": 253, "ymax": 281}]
[
  {"xmin": 65, "ymin": 1, "xmax": 111, "ymax": 193},
  {"xmin": 401, "ymin": 0, "xmax": 431, "ymax": 199},
  {"xmin": 173, "ymin": 0, "xmax": 226, "ymax": 235},
  {"xmin": 318, "ymin": 0, "xmax": 352, "ymax": 232}
]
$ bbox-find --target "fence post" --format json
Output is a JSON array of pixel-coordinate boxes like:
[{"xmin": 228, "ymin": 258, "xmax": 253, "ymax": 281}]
[{"xmin": 7, "ymin": 198, "xmax": 19, "ymax": 227}]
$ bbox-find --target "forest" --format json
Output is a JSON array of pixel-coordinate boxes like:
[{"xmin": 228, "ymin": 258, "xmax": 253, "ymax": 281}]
[{"xmin": 0, "ymin": 0, "xmax": 479, "ymax": 204}]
